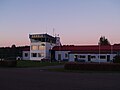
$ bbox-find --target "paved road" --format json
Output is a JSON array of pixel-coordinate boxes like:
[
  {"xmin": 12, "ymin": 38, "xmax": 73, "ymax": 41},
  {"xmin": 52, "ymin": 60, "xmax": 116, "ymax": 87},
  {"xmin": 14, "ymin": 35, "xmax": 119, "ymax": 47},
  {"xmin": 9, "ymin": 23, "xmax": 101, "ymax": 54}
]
[
  {"xmin": 0, "ymin": 67, "xmax": 120, "ymax": 90},
  {"xmin": 39, "ymin": 65, "xmax": 64, "ymax": 70}
]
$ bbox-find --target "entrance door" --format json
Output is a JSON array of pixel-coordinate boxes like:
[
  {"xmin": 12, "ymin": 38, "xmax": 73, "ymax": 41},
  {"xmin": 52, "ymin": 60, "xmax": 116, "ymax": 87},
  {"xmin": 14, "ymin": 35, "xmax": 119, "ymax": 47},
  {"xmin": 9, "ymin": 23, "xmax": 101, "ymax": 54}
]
[
  {"xmin": 107, "ymin": 55, "xmax": 110, "ymax": 62},
  {"xmin": 58, "ymin": 54, "xmax": 61, "ymax": 60},
  {"xmin": 74, "ymin": 55, "xmax": 78, "ymax": 62},
  {"xmin": 88, "ymin": 55, "xmax": 91, "ymax": 61}
]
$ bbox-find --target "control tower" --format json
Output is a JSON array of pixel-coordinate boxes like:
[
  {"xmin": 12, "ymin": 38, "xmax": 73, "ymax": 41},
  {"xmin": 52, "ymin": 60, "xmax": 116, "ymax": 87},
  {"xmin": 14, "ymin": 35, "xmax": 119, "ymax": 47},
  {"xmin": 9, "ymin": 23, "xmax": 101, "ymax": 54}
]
[{"xmin": 29, "ymin": 33, "xmax": 61, "ymax": 61}]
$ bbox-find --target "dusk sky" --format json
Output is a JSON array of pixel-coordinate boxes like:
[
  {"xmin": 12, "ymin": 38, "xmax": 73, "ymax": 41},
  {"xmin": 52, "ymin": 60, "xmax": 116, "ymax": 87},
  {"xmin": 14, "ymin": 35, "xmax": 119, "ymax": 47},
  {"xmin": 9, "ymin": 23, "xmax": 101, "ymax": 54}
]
[{"xmin": 0, "ymin": 0, "xmax": 120, "ymax": 47}]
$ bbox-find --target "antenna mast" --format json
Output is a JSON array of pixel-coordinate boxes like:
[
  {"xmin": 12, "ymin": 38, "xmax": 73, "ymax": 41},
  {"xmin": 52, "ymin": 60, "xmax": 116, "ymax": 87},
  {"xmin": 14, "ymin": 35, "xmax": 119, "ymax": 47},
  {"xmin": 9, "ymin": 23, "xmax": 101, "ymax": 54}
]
[{"xmin": 53, "ymin": 28, "xmax": 55, "ymax": 37}]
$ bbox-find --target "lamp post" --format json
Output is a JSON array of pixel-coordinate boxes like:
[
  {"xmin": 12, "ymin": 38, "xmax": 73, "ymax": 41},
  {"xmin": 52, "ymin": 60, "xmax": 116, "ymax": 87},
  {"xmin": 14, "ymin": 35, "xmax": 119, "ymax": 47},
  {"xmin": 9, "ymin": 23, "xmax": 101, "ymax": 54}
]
[
  {"xmin": 99, "ymin": 44, "xmax": 100, "ymax": 64},
  {"xmin": 111, "ymin": 44, "xmax": 113, "ymax": 62},
  {"xmin": 58, "ymin": 45, "xmax": 61, "ymax": 63}
]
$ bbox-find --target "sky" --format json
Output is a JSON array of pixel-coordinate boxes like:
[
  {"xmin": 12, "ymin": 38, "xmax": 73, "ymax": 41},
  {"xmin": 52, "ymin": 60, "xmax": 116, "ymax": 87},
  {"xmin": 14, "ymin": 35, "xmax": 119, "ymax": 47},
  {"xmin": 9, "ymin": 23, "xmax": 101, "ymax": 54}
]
[{"xmin": 0, "ymin": 0, "xmax": 120, "ymax": 47}]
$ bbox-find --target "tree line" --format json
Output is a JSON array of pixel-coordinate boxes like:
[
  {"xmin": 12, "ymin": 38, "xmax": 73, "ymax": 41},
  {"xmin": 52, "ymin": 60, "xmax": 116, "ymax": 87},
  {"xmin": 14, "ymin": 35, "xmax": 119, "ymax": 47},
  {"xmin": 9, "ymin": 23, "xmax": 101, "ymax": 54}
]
[{"xmin": 0, "ymin": 45, "xmax": 29, "ymax": 60}]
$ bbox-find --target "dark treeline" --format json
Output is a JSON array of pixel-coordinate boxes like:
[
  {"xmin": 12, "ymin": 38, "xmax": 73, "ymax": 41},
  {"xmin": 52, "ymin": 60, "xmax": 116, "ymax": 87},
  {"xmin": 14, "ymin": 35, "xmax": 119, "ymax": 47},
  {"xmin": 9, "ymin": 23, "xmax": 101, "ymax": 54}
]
[{"xmin": 0, "ymin": 45, "xmax": 30, "ymax": 60}]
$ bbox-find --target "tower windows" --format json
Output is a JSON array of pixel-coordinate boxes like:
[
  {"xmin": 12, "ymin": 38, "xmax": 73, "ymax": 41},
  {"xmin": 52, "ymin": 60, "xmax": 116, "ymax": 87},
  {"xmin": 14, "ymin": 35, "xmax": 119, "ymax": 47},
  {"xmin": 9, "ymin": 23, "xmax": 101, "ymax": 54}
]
[
  {"xmin": 38, "ymin": 45, "xmax": 45, "ymax": 50},
  {"xmin": 31, "ymin": 45, "xmax": 38, "ymax": 50},
  {"xmin": 31, "ymin": 44, "xmax": 45, "ymax": 51}
]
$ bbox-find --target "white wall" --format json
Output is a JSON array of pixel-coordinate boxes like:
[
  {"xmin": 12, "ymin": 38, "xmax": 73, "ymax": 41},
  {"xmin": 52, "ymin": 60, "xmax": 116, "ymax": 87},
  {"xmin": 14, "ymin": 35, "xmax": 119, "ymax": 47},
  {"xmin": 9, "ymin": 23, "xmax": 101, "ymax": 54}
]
[
  {"xmin": 55, "ymin": 51, "xmax": 70, "ymax": 60},
  {"xmin": 69, "ymin": 53, "xmax": 116, "ymax": 62},
  {"xmin": 45, "ymin": 42, "xmax": 56, "ymax": 59},
  {"xmin": 30, "ymin": 42, "xmax": 56, "ymax": 61},
  {"xmin": 30, "ymin": 50, "xmax": 45, "ymax": 61},
  {"xmin": 69, "ymin": 54, "xmax": 74, "ymax": 62},
  {"xmin": 69, "ymin": 54, "xmax": 88, "ymax": 62},
  {"xmin": 54, "ymin": 50, "xmax": 117, "ymax": 62},
  {"xmin": 30, "ymin": 42, "xmax": 45, "ymax": 61}
]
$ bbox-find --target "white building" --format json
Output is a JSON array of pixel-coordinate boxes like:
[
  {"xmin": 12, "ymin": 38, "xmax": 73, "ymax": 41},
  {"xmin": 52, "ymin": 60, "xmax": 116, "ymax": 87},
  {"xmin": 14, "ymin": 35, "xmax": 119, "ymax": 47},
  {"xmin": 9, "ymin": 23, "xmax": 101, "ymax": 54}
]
[
  {"xmin": 52, "ymin": 45, "xmax": 120, "ymax": 62},
  {"xmin": 29, "ymin": 34, "xmax": 61, "ymax": 61},
  {"xmin": 22, "ymin": 33, "xmax": 120, "ymax": 62}
]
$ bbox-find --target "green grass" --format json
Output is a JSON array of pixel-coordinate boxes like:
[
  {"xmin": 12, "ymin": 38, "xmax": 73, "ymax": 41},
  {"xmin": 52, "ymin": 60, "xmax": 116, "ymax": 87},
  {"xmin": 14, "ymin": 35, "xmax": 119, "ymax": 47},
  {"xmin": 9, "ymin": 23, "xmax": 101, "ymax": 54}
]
[
  {"xmin": 17, "ymin": 60, "xmax": 65, "ymax": 68},
  {"xmin": 16, "ymin": 60, "xmax": 120, "ymax": 73}
]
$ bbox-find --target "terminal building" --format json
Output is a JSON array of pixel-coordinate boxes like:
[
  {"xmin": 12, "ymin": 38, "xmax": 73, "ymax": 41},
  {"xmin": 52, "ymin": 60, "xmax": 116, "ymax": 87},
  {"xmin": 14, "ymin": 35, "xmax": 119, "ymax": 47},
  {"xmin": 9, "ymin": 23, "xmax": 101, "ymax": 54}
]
[
  {"xmin": 22, "ymin": 33, "xmax": 120, "ymax": 62},
  {"xmin": 52, "ymin": 45, "xmax": 120, "ymax": 62}
]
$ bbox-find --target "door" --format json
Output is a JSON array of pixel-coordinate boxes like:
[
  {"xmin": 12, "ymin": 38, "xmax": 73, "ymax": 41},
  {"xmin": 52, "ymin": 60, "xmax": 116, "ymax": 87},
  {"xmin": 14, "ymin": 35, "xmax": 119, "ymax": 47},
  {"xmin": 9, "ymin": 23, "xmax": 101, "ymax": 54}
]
[
  {"xmin": 107, "ymin": 55, "xmax": 110, "ymax": 62},
  {"xmin": 74, "ymin": 55, "xmax": 78, "ymax": 62},
  {"xmin": 58, "ymin": 54, "xmax": 61, "ymax": 60},
  {"xmin": 88, "ymin": 55, "xmax": 91, "ymax": 61}
]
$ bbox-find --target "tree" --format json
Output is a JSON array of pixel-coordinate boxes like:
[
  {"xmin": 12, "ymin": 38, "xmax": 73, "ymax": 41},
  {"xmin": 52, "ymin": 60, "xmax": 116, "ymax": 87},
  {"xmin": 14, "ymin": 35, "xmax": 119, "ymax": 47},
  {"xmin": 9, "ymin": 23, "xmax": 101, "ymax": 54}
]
[
  {"xmin": 11, "ymin": 44, "xmax": 16, "ymax": 48},
  {"xmin": 98, "ymin": 36, "xmax": 110, "ymax": 45},
  {"xmin": 113, "ymin": 55, "xmax": 120, "ymax": 63}
]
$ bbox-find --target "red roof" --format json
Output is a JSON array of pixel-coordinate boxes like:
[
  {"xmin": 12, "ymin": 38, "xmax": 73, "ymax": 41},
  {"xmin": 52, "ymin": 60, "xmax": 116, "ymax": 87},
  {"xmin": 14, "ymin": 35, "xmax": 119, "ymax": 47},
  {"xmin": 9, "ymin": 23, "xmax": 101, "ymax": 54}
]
[{"xmin": 52, "ymin": 45, "xmax": 120, "ymax": 51}]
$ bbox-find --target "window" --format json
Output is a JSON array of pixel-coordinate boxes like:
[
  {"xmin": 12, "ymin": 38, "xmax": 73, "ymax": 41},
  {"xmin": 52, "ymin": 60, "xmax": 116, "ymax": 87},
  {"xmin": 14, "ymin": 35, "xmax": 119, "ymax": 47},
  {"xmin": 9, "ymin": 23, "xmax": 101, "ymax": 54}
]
[
  {"xmin": 41, "ymin": 38, "xmax": 45, "ymax": 42},
  {"xmin": 38, "ymin": 53, "xmax": 41, "ymax": 57},
  {"xmin": 41, "ymin": 43, "xmax": 45, "ymax": 46},
  {"xmin": 38, "ymin": 45, "xmax": 45, "ymax": 50},
  {"xmin": 79, "ymin": 55, "xmax": 85, "ymax": 58},
  {"xmin": 31, "ymin": 45, "xmax": 38, "ymax": 50},
  {"xmin": 31, "ymin": 53, "xmax": 37, "ymax": 57},
  {"xmin": 100, "ymin": 55, "xmax": 106, "ymax": 59},
  {"xmin": 24, "ymin": 53, "xmax": 28, "ymax": 57},
  {"xmin": 41, "ymin": 53, "xmax": 44, "ymax": 57},
  {"xmin": 91, "ymin": 56, "xmax": 96, "ymax": 59},
  {"xmin": 38, "ymin": 53, "xmax": 44, "ymax": 57}
]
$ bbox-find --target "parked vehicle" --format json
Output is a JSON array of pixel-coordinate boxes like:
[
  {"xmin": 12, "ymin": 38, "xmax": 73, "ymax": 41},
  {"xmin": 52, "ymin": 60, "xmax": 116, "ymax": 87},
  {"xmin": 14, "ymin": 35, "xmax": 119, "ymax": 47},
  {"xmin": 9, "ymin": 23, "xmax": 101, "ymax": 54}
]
[{"xmin": 41, "ymin": 58, "xmax": 50, "ymax": 62}]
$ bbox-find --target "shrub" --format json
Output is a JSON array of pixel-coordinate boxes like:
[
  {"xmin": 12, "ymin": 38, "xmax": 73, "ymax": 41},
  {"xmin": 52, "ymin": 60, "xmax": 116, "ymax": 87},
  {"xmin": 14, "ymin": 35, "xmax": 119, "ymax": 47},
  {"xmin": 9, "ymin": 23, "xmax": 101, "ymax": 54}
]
[
  {"xmin": 0, "ymin": 60, "xmax": 17, "ymax": 67},
  {"xmin": 64, "ymin": 62, "xmax": 120, "ymax": 71},
  {"xmin": 113, "ymin": 55, "xmax": 120, "ymax": 63}
]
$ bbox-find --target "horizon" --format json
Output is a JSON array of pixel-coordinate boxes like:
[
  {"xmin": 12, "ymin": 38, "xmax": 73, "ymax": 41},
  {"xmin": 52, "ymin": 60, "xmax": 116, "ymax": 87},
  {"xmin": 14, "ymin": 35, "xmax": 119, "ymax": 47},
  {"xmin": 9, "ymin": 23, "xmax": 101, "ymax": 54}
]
[
  {"xmin": 0, "ymin": 0, "xmax": 120, "ymax": 47},
  {"xmin": 1, "ymin": 33, "xmax": 120, "ymax": 48}
]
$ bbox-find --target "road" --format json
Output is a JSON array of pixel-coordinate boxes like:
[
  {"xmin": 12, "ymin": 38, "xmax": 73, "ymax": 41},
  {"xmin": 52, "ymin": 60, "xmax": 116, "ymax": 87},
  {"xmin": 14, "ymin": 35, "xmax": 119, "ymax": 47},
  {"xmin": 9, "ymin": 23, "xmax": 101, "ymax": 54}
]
[{"xmin": 0, "ymin": 67, "xmax": 120, "ymax": 90}]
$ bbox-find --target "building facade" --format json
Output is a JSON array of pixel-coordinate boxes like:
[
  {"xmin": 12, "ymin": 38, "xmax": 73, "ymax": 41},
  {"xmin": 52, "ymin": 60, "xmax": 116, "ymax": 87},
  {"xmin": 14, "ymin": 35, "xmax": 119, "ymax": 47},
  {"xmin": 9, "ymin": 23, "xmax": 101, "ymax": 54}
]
[
  {"xmin": 21, "ymin": 33, "xmax": 120, "ymax": 62},
  {"xmin": 29, "ymin": 34, "xmax": 60, "ymax": 61},
  {"xmin": 52, "ymin": 45, "xmax": 120, "ymax": 62}
]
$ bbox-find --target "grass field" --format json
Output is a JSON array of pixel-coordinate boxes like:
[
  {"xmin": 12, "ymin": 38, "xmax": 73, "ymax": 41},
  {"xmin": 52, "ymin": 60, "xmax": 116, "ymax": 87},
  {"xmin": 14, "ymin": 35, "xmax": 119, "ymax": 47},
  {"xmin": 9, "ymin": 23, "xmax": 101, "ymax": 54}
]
[{"xmin": 17, "ymin": 60, "xmax": 65, "ymax": 68}]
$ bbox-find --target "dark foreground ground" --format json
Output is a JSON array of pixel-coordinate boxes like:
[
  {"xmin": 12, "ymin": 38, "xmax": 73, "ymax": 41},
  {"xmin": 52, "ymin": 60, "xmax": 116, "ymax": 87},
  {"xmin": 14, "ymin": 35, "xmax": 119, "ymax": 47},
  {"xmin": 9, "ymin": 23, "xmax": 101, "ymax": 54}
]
[{"xmin": 0, "ymin": 67, "xmax": 120, "ymax": 90}]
